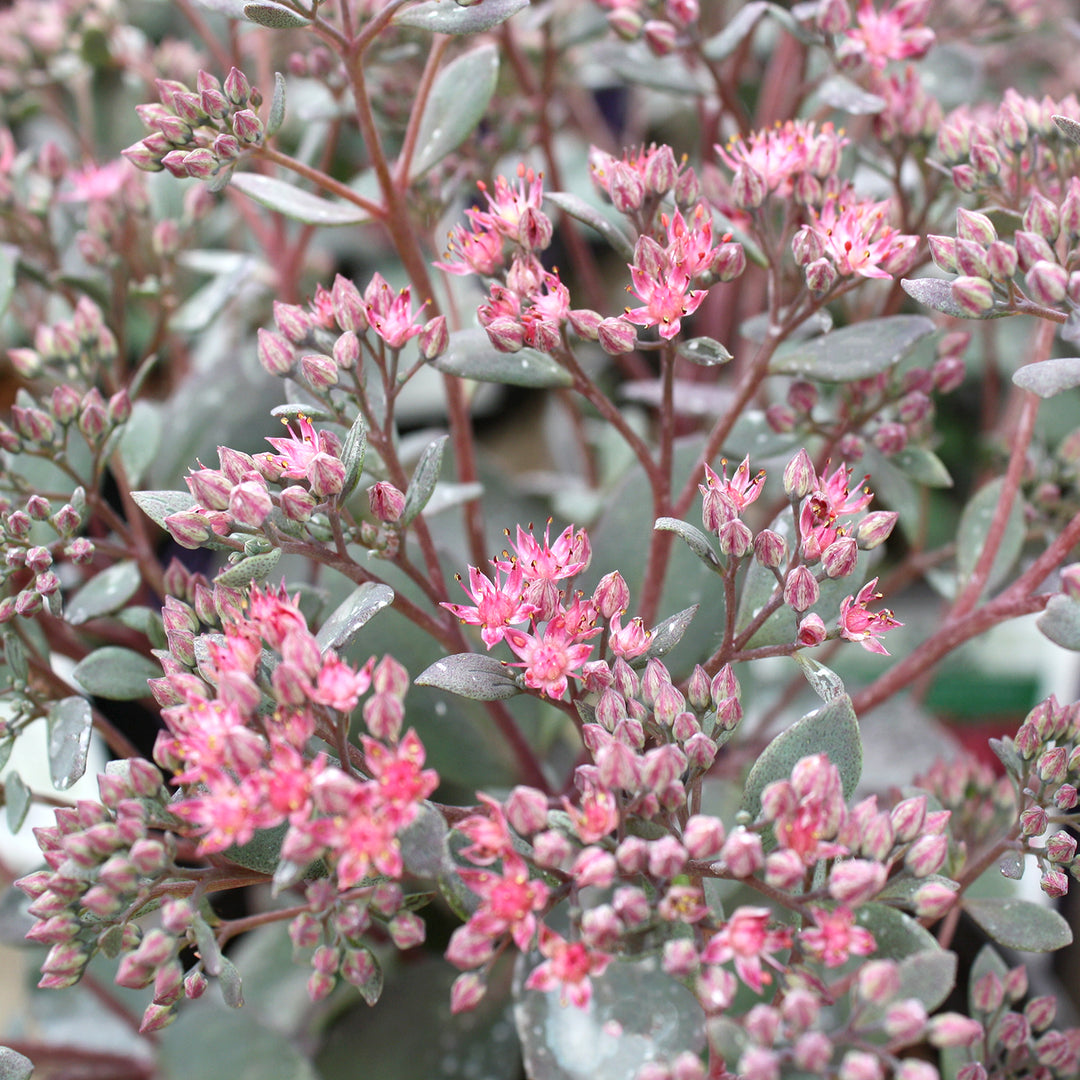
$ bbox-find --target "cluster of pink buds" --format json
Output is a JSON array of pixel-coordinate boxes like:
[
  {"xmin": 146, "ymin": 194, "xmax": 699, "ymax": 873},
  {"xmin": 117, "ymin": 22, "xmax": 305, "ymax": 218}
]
[
  {"xmin": 122, "ymin": 68, "xmax": 267, "ymax": 186},
  {"xmin": 968, "ymin": 961, "xmax": 1080, "ymax": 1077},
  {"xmin": 928, "ymin": 187, "xmax": 1080, "ymax": 319},
  {"xmin": 768, "ymin": 331, "xmax": 967, "ymax": 460},
  {"xmin": 444, "ymin": 521, "xmax": 615, "ymax": 698},
  {"xmin": 691, "ymin": 450, "xmax": 901, "ymax": 654},
  {"xmin": 259, "ymin": 273, "xmax": 446, "ymax": 386},
  {"xmin": 992, "ymin": 693, "xmax": 1080, "ymax": 899},
  {"xmin": 936, "ymin": 90, "xmax": 1080, "ymax": 204},
  {"xmin": 589, "ymin": 143, "xmax": 700, "ymax": 227},
  {"xmin": 13, "ymin": 758, "xmax": 207, "ymax": 1032},
  {"xmin": 589, "ymin": 0, "xmax": 700, "ymax": 54},
  {"xmin": 165, "ymin": 413, "xmax": 352, "ymax": 549}
]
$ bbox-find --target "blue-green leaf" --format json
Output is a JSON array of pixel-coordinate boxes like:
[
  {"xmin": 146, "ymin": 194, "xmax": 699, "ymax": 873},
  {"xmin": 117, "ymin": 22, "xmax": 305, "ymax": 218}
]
[
  {"xmin": 266, "ymin": 72, "xmax": 286, "ymax": 137},
  {"xmin": 742, "ymin": 694, "xmax": 861, "ymax": 821},
  {"xmin": 402, "ymin": 435, "xmax": 448, "ymax": 526},
  {"xmin": 769, "ymin": 315, "xmax": 935, "ymax": 382},
  {"xmin": 242, "ymin": 1, "xmax": 310, "ymax": 28},
  {"xmin": 4, "ymin": 771, "xmax": 31, "ymax": 832},
  {"xmin": 0, "ymin": 1047, "xmax": 34, "ymax": 1080},
  {"xmin": 46, "ymin": 695, "xmax": 94, "ymax": 789},
  {"xmin": 901, "ymin": 277, "xmax": 1011, "ymax": 320},
  {"xmin": 72, "ymin": 647, "xmax": 159, "ymax": 701},
  {"xmin": 394, "ymin": 0, "xmax": 528, "ymax": 34},
  {"xmin": 410, "ymin": 44, "xmax": 498, "ymax": 180},
  {"xmin": 1037, "ymin": 593, "xmax": 1080, "ymax": 650},
  {"xmin": 315, "ymin": 582, "xmax": 395, "ymax": 652},
  {"xmin": 956, "ymin": 477, "xmax": 1026, "ymax": 596},
  {"xmin": 653, "ymin": 517, "xmax": 722, "ymax": 571},
  {"xmin": 1012, "ymin": 357, "xmax": 1080, "ymax": 398},
  {"xmin": 963, "ymin": 896, "xmax": 1073, "ymax": 951},
  {"xmin": 543, "ymin": 192, "xmax": 635, "ymax": 262},
  {"xmin": 65, "ymin": 560, "xmax": 141, "ymax": 626},
  {"xmin": 433, "ymin": 328, "xmax": 573, "ymax": 389},
  {"xmin": 415, "ymin": 653, "xmax": 521, "ymax": 700},
  {"xmin": 215, "ymin": 547, "xmax": 282, "ymax": 587},
  {"xmin": 230, "ymin": 172, "xmax": 371, "ymax": 226}
]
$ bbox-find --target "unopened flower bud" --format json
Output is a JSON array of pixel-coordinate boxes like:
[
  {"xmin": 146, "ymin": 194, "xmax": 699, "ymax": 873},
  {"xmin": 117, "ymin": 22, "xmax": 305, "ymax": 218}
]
[
  {"xmin": 367, "ymin": 481, "xmax": 405, "ymax": 523},
  {"xmin": 753, "ymin": 529, "xmax": 786, "ymax": 568},
  {"xmin": 950, "ymin": 275, "xmax": 995, "ymax": 315},
  {"xmin": 1026, "ymin": 260, "xmax": 1068, "ymax": 306},
  {"xmin": 927, "ymin": 1013, "xmax": 983, "ymax": 1048},
  {"xmin": 597, "ymin": 316, "xmax": 637, "ymax": 354},
  {"xmin": 784, "ymin": 565, "xmax": 820, "ymax": 612},
  {"xmin": 805, "ymin": 257, "xmax": 837, "ymax": 295}
]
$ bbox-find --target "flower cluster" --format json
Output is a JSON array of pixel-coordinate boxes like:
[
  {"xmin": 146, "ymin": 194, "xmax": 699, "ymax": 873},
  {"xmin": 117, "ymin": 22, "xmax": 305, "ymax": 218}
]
[
  {"xmin": 928, "ymin": 188, "xmax": 1080, "ymax": 319},
  {"xmin": 123, "ymin": 68, "xmax": 268, "ymax": 187},
  {"xmin": 16, "ymin": 579, "xmax": 440, "ymax": 1028}
]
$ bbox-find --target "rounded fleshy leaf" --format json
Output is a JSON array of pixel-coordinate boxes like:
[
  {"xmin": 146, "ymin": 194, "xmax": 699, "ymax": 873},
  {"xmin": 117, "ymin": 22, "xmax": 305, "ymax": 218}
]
[
  {"xmin": 215, "ymin": 548, "xmax": 283, "ymax": 587},
  {"xmin": 394, "ymin": 0, "xmax": 528, "ymax": 34},
  {"xmin": 634, "ymin": 605, "xmax": 699, "ymax": 666},
  {"xmin": 769, "ymin": 316, "xmax": 935, "ymax": 382},
  {"xmin": 415, "ymin": 653, "xmax": 521, "ymax": 700},
  {"xmin": 963, "ymin": 896, "xmax": 1073, "ymax": 951},
  {"xmin": 1037, "ymin": 593, "xmax": 1080, "ymax": 650},
  {"xmin": 0, "ymin": 1048, "xmax": 34, "ymax": 1080},
  {"xmin": 514, "ymin": 954, "xmax": 705, "ymax": 1080},
  {"xmin": 46, "ymin": 696, "xmax": 94, "ymax": 789},
  {"xmin": 432, "ymin": 328, "xmax": 573, "ymax": 388},
  {"xmin": 702, "ymin": 1, "xmax": 769, "ymax": 60},
  {"xmin": 677, "ymin": 337, "xmax": 733, "ymax": 366},
  {"xmin": 901, "ymin": 277, "xmax": 1010, "ymax": 319},
  {"xmin": 72, "ymin": 648, "xmax": 159, "ymax": 701},
  {"xmin": 653, "ymin": 517, "xmax": 722, "ymax": 571},
  {"xmin": 402, "ymin": 435, "xmax": 448, "ymax": 526},
  {"xmin": 816, "ymin": 74, "xmax": 886, "ymax": 114},
  {"xmin": 230, "ymin": 173, "xmax": 371, "ymax": 226},
  {"xmin": 3, "ymin": 771, "xmax": 31, "ymax": 832},
  {"xmin": 315, "ymin": 582, "xmax": 394, "ymax": 652},
  {"xmin": 543, "ymin": 192, "xmax": 635, "ymax": 261},
  {"xmin": 243, "ymin": 1, "xmax": 310, "ymax": 28},
  {"xmin": 66, "ymin": 560, "xmax": 141, "ymax": 626},
  {"xmin": 1012, "ymin": 357, "xmax": 1080, "ymax": 398},
  {"xmin": 742, "ymin": 694, "xmax": 861, "ymax": 821},
  {"xmin": 410, "ymin": 45, "xmax": 498, "ymax": 180},
  {"xmin": 855, "ymin": 901, "xmax": 939, "ymax": 959},
  {"xmin": 956, "ymin": 477, "xmax": 1025, "ymax": 597}
]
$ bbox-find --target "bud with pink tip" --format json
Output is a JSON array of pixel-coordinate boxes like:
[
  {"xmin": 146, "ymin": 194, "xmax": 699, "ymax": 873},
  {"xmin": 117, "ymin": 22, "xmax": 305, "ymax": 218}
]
[
  {"xmin": 784, "ymin": 566, "xmax": 820, "ymax": 612},
  {"xmin": 927, "ymin": 1013, "xmax": 983, "ymax": 1048}
]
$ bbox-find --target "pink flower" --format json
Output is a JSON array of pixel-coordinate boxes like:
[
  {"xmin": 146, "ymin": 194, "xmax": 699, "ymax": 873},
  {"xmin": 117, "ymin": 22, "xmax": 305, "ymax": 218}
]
[
  {"xmin": 504, "ymin": 622, "xmax": 594, "ymax": 699},
  {"xmin": 525, "ymin": 926, "xmax": 612, "ymax": 1008},
  {"xmin": 839, "ymin": 578, "xmax": 902, "ymax": 655},
  {"xmin": 363, "ymin": 273, "xmax": 427, "ymax": 349},
  {"xmin": 361, "ymin": 729, "xmax": 439, "ymax": 822},
  {"xmin": 800, "ymin": 905, "xmax": 876, "ymax": 967},
  {"xmin": 807, "ymin": 188, "xmax": 918, "ymax": 279},
  {"xmin": 700, "ymin": 906, "xmax": 793, "ymax": 993},
  {"xmin": 442, "ymin": 563, "xmax": 536, "ymax": 648},
  {"xmin": 58, "ymin": 159, "xmax": 130, "ymax": 203},
  {"xmin": 623, "ymin": 242, "xmax": 707, "ymax": 341},
  {"xmin": 837, "ymin": 0, "xmax": 935, "ymax": 72},
  {"xmin": 716, "ymin": 120, "xmax": 848, "ymax": 196},
  {"xmin": 265, "ymin": 415, "xmax": 342, "ymax": 485},
  {"xmin": 458, "ymin": 853, "xmax": 549, "ymax": 952},
  {"xmin": 700, "ymin": 456, "xmax": 766, "ymax": 525}
]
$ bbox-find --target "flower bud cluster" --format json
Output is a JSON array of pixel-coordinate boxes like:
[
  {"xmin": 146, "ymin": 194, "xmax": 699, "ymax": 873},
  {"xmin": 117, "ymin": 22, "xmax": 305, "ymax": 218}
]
[
  {"xmin": 289, "ymin": 879, "xmax": 420, "ymax": 1005},
  {"xmin": 589, "ymin": 143, "xmax": 702, "ymax": 233},
  {"xmin": 989, "ymin": 693, "xmax": 1080, "ymax": 898},
  {"xmin": 776, "ymin": 335, "xmax": 967, "ymax": 462},
  {"xmin": 587, "ymin": 0, "xmax": 701, "ymax": 55},
  {"xmin": 122, "ymin": 68, "xmax": 266, "ymax": 184},
  {"xmin": 259, "ymin": 273, "xmax": 446, "ymax": 385},
  {"xmin": 15, "ymin": 759, "xmax": 198, "ymax": 1028},
  {"xmin": 692, "ymin": 451, "xmax": 901, "ymax": 654},
  {"xmin": 914, "ymin": 751, "xmax": 1016, "ymax": 851},
  {"xmin": 937, "ymin": 90, "xmax": 1080, "ymax": 203},
  {"xmin": 0, "ymin": 487, "xmax": 89, "ymax": 624},
  {"xmin": 164, "ymin": 412, "xmax": 350, "ymax": 551},
  {"xmin": 968, "ymin": 962, "xmax": 1080, "ymax": 1077}
]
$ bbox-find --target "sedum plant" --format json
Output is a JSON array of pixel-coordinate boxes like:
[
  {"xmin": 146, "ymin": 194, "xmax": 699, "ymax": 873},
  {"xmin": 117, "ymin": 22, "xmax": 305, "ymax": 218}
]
[{"xmin": 1, "ymin": 0, "xmax": 1080, "ymax": 1078}]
